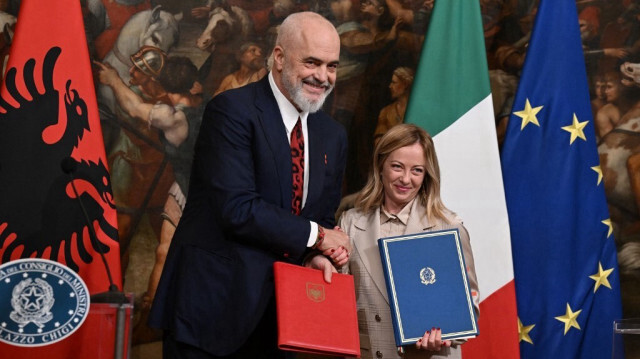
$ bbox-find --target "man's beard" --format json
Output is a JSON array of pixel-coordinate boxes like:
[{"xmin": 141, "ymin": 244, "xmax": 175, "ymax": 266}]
[
  {"xmin": 281, "ymin": 65, "xmax": 333, "ymax": 113},
  {"xmin": 248, "ymin": 57, "xmax": 265, "ymax": 71}
]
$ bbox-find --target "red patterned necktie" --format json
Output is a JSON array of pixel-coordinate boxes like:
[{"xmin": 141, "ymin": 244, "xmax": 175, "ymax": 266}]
[{"xmin": 290, "ymin": 118, "xmax": 304, "ymax": 215}]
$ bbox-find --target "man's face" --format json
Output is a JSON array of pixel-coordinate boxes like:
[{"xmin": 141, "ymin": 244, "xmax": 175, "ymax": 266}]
[
  {"xmin": 595, "ymin": 80, "xmax": 606, "ymax": 100},
  {"xmin": 275, "ymin": 24, "xmax": 340, "ymax": 113},
  {"xmin": 240, "ymin": 45, "xmax": 264, "ymax": 70},
  {"xmin": 604, "ymin": 80, "xmax": 621, "ymax": 103},
  {"xmin": 579, "ymin": 19, "xmax": 596, "ymax": 42},
  {"xmin": 360, "ymin": 0, "xmax": 383, "ymax": 18},
  {"xmin": 129, "ymin": 66, "xmax": 151, "ymax": 86}
]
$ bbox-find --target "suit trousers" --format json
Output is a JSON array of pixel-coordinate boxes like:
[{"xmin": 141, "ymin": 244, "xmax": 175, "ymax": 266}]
[{"xmin": 162, "ymin": 296, "xmax": 293, "ymax": 359}]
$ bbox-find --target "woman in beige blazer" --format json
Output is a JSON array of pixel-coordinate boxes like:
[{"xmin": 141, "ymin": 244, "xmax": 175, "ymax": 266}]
[{"xmin": 336, "ymin": 124, "xmax": 479, "ymax": 358}]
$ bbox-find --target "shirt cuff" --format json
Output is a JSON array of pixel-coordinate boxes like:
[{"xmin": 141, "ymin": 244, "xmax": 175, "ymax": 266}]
[{"xmin": 307, "ymin": 221, "xmax": 318, "ymax": 247}]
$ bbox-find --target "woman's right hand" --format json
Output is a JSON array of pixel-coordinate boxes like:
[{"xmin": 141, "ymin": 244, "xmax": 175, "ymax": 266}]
[
  {"xmin": 415, "ymin": 328, "xmax": 451, "ymax": 352},
  {"xmin": 317, "ymin": 226, "xmax": 351, "ymax": 267}
]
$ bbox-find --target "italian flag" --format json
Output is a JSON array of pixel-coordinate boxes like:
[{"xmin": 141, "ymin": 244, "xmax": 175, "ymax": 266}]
[{"xmin": 405, "ymin": 0, "xmax": 519, "ymax": 357}]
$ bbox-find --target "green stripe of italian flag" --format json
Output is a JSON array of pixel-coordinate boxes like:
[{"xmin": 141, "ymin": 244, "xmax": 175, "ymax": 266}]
[{"xmin": 405, "ymin": 1, "xmax": 519, "ymax": 357}]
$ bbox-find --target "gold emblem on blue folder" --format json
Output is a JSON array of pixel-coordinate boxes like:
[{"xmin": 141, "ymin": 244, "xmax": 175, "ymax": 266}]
[{"xmin": 419, "ymin": 267, "xmax": 436, "ymax": 286}]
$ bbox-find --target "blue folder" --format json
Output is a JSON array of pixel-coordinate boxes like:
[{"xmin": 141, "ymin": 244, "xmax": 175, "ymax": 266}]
[{"xmin": 378, "ymin": 229, "xmax": 478, "ymax": 346}]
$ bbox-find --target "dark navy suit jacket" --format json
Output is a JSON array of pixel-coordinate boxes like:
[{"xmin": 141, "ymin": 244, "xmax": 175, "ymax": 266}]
[{"xmin": 148, "ymin": 76, "xmax": 348, "ymax": 355}]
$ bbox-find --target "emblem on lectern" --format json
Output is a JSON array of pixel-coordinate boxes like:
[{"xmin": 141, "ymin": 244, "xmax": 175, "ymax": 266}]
[
  {"xmin": 0, "ymin": 258, "xmax": 89, "ymax": 346},
  {"xmin": 10, "ymin": 277, "xmax": 55, "ymax": 328}
]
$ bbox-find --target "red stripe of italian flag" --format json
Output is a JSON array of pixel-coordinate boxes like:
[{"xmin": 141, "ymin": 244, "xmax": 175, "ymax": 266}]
[{"xmin": 405, "ymin": 0, "xmax": 520, "ymax": 357}]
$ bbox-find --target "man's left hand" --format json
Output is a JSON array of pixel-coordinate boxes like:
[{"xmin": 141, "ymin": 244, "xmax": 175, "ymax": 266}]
[{"xmin": 305, "ymin": 254, "xmax": 337, "ymax": 283}]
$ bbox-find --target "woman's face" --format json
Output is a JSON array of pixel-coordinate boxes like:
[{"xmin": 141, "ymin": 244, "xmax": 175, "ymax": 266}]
[
  {"xmin": 389, "ymin": 74, "xmax": 408, "ymax": 99},
  {"xmin": 381, "ymin": 142, "xmax": 426, "ymax": 213}
]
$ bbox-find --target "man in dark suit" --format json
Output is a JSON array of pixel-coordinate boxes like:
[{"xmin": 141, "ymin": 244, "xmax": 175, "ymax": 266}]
[{"xmin": 149, "ymin": 11, "xmax": 351, "ymax": 358}]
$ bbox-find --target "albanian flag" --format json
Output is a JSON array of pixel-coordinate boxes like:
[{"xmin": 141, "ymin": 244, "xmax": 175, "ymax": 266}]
[{"xmin": 0, "ymin": 0, "xmax": 123, "ymax": 357}]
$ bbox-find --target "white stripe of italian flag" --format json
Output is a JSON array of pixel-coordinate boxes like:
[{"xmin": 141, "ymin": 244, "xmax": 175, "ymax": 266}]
[{"xmin": 405, "ymin": 0, "xmax": 519, "ymax": 357}]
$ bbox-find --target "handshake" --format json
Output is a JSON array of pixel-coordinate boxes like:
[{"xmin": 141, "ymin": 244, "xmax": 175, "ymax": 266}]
[{"xmin": 306, "ymin": 226, "xmax": 351, "ymax": 283}]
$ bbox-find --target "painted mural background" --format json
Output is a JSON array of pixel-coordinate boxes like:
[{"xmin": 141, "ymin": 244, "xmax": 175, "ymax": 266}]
[{"xmin": 1, "ymin": 0, "xmax": 639, "ymax": 357}]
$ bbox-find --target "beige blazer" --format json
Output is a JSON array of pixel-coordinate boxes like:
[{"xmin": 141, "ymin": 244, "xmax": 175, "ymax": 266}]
[{"xmin": 338, "ymin": 199, "xmax": 479, "ymax": 359}]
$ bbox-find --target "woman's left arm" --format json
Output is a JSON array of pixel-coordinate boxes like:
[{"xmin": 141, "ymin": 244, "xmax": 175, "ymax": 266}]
[{"xmin": 459, "ymin": 224, "xmax": 480, "ymax": 314}]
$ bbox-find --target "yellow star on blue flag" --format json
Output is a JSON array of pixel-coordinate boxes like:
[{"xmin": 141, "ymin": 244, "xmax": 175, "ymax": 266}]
[
  {"xmin": 589, "ymin": 262, "xmax": 614, "ymax": 293},
  {"xmin": 513, "ymin": 99, "xmax": 543, "ymax": 130},
  {"xmin": 561, "ymin": 114, "xmax": 588, "ymax": 144},
  {"xmin": 518, "ymin": 318, "xmax": 535, "ymax": 344},
  {"xmin": 555, "ymin": 303, "xmax": 582, "ymax": 335},
  {"xmin": 591, "ymin": 166, "xmax": 603, "ymax": 185}
]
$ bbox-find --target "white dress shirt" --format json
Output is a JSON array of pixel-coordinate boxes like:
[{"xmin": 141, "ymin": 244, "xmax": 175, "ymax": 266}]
[{"xmin": 268, "ymin": 72, "xmax": 319, "ymax": 247}]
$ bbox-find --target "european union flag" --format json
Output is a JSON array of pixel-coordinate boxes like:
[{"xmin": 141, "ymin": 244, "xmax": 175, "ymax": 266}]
[{"xmin": 500, "ymin": 0, "xmax": 623, "ymax": 358}]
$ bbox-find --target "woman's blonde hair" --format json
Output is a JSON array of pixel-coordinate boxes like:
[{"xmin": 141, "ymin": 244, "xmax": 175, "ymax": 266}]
[{"xmin": 354, "ymin": 123, "xmax": 452, "ymax": 223}]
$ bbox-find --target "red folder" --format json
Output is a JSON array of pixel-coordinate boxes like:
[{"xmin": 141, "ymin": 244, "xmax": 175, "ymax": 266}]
[{"xmin": 274, "ymin": 261, "xmax": 360, "ymax": 357}]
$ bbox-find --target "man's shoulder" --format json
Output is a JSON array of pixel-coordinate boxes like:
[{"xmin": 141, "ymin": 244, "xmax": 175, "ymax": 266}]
[
  {"xmin": 208, "ymin": 77, "xmax": 271, "ymax": 110},
  {"xmin": 214, "ymin": 78, "xmax": 264, "ymax": 100},
  {"xmin": 310, "ymin": 110, "xmax": 347, "ymax": 137}
]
